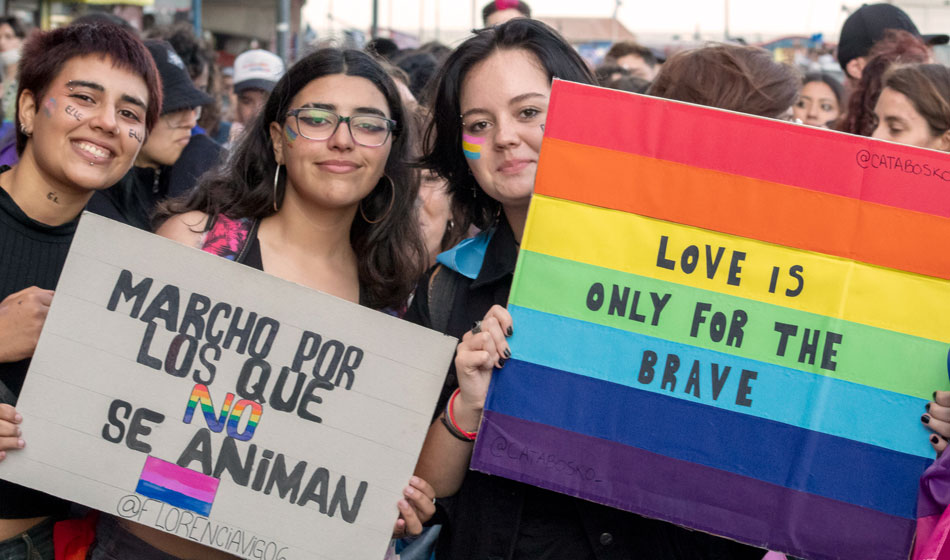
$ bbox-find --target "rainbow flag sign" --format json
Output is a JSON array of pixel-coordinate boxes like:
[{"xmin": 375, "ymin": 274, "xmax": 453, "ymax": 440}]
[{"xmin": 469, "ymin": 80, "xmax": 950, "ymax": 559}]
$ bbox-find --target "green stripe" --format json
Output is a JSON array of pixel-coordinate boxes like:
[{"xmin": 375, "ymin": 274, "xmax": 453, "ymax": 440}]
[{"xmin": 510, "ymin": 251, "xmax": 948, "ymax": 400}]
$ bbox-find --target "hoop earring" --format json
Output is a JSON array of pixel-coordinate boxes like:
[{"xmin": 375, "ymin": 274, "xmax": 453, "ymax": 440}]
[
  {"xmin": 272, "ymin": 165, "xmax": 283, "ymax": 212},
  {"xmin": 359, "ymin": 175, "xmax": 395, "ymax": 224}
]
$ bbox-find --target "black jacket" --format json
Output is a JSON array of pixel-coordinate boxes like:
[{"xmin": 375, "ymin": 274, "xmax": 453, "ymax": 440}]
[
  {"xmin": 86, "ymin": 134, "xmax": 223, "ymax": 230},
  {"xmin": 405, "ymin": 219, "xmax": 763, "ymax": 560}
]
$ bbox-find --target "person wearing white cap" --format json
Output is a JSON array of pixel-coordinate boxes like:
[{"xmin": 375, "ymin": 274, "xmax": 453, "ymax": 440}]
[{"xmin": 232, "ymin": 48, "xmax": 284, "ymax": 126}]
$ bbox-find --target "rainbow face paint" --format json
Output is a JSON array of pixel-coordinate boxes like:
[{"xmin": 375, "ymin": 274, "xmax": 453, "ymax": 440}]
[
  {"xmin": 462, "ymin": 134, "xmax": 484, "ymax": 160},
  {"xmin": 284, "ymin": 123, "xmax": 298, "ymax": 145},
  {"xmin": 43, "ymin": 98, "xmax": 56, "ymax": 118}
]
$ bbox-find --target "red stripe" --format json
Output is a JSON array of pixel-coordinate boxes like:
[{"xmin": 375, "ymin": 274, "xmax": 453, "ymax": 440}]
[{"xmin": 545, "ymin": 80, "xmax": 950, "ymax": 219}]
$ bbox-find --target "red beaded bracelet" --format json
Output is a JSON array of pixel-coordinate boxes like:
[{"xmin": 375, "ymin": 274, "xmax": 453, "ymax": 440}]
[{"xmin": 447, "ymin": 388, "xmax": 477, "ymax": 441}]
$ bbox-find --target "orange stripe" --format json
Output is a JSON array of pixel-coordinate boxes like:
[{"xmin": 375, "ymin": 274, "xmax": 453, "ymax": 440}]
[{"xmin": 535, "ymin": 138, "xmax": 950, "ymax": 280}]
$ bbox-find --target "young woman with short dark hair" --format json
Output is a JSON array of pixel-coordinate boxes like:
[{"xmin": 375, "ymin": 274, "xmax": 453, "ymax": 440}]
[{"xmin": 0, "ymin": 22, "xmax": 160, "ymax": 560}]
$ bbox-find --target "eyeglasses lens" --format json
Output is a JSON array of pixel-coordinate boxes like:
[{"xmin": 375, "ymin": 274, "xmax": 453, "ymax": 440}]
[{"xmin": 296, "ymin": 108, "xmax": 390, "ymax": 147}]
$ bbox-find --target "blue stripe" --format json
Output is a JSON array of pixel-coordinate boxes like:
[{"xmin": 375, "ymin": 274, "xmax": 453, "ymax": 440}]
[
  {"xmin": 486, "ymin": 359, "xmax": 930, "ymax": 519},
  {"xmin": 509, "ymin": 305, "xmax": 933, "ymax": 459},
  {"xmin": 136, "ymin": 479, "xmax": 213, "ymax": 516},
  {"xmin": 436, "ymin": 228, "xmax": 494, "ymax": 280}
]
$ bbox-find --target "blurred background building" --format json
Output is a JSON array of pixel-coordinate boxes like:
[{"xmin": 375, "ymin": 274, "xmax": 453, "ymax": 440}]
[{"xmin": 0, "ymin": 0, "xmax": 946, "ymax": 73}]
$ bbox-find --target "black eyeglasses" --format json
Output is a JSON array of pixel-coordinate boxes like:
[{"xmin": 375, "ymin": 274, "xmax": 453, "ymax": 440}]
[{"xmin": 286, "ymin": 108, "xmax": 396, "ymax": 147}]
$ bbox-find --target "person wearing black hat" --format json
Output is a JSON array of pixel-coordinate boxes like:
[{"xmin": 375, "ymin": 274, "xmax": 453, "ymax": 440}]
[
  {"xmin": 837, "ymin": 3, "xmax": 949, "ymax": 88},
  {"xmin": 86, "ymin": 39, "xmax": 222, "ymax": 231}
]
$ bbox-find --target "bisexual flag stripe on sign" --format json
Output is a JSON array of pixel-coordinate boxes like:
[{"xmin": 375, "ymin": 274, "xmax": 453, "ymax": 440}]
[{"xmin": 136, "ymin": 455, "xmax": 219, "ymax": 516}]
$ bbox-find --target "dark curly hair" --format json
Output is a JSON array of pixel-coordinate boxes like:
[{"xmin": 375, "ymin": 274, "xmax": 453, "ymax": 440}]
[
  {"xmin": 158, "ymin": 48, "xmax": 425, "ymax": 310},
  {"xmin": 837, "ymin": 30, "xmax": 930, "ymax": 136}
]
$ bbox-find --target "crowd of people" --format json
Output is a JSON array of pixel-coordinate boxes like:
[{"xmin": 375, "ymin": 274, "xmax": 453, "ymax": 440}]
[{"xmin": 1, "ymin": 1, "xmax": 950, "ymax": 559}]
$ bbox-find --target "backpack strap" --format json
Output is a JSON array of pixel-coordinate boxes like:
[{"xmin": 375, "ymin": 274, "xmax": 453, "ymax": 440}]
[
  {"xmin": 427, "ymin": 264, "xmax": 463, "ymax": 334},
  {"xmin": 199, "ymin": 214, "xmax": 258, "ymax": 262}
]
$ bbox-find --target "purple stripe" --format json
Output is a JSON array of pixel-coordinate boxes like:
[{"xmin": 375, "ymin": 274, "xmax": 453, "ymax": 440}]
[{"xmin": 471, "ymin": 410, "xmax": 914, "ymax": 560}]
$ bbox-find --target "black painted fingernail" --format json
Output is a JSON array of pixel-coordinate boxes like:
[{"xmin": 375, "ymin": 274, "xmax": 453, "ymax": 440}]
[
  {"xmin": 506, "ymin": 326, "xmax": 513, "ymax": 337},
  {"xmin": 498, "ymin": 358, "xmax": 506, "ymax": 368},
  {"xmin": 927, "ymin": 403, "xmax": 932, "ymax": 412},
  {"xmin": 933, "ymin": 435, "xmax": 940, "ymax": 444},
  {"xmin": 922, "ymin": 414, "xmax": 931, "ymax": 424},
  {"xmin": 504, "ymin": 348, "xmax": 511, "ymax": 359}
]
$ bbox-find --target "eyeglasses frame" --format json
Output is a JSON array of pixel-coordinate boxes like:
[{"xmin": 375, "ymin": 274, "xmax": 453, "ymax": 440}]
[{"xmin": 285, "ymin": 107, "xmax": 397, "ymax": 148}]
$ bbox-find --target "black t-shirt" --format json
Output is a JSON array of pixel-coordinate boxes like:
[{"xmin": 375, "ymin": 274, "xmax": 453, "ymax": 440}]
[
  {"xmin": 0, "ymin": 173, "xmax": 72, "ymax": 519},
  {"xmin": 405, "ymin": 219, "xmax": 764, "ymax": 560}
]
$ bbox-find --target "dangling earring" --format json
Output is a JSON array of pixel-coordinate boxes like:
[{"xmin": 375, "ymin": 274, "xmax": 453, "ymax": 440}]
[
  {"xmin": 272, "ymin": 165, "xmax": 283, "ymax": 212},
  {"xmin": 359, "ymin": 175, "xmax": 395, "ymax": 224}
]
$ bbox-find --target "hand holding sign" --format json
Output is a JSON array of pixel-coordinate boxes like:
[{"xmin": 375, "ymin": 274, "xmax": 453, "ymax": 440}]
[
  {"xmin": 0, "ymin": 287, "xmax": 53, "ymax": 363},
  {"xmin": 925, "ymin": 391, "xmax": 950, "ymax": 454},
  {"xmin": 454, "ymin": 305, "xmax": 513, "ymax": 417},
  {"xmin": 0, "ymin": 404, "xmax": 24, "ymax": 461},
  {"xmin": 392, "ymin": 476, "xmax": 436, "ymax": 538}
]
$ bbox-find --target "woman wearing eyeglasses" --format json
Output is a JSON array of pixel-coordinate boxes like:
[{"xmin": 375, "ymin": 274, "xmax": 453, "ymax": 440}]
[{"xmin": 153, "ymin": 47, "xmax": 434, "ymax": 554}]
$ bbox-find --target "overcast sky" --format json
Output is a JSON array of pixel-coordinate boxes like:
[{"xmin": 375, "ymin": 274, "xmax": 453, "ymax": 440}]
[{"xmin": 302, "ymin": 0, "xmax": 876, "ymax": 42}]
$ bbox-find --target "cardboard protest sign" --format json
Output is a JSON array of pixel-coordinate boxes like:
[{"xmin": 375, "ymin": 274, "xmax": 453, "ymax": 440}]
[
  {"xmin": 469, "ymin": 80, "xmax": 950, "ymax": 560},
  {"xmin": 1, "ymin": 214, "xmax": 456, "ymax": 560}
]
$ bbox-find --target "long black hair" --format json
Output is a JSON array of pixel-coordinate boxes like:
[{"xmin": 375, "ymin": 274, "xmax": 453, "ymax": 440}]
[
  {"xmin": 419, "ymin": 19, "xmax": 595, "ymax": 230},
  {"xmin": 160, "ymin": 48, "xmax": 425, "ymax": 310}
]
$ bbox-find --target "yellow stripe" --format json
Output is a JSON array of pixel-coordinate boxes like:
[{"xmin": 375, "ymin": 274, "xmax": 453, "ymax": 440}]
[
  {"xmin": 462, "ymin": 141, "xmax": 482, "ymax": 153},
  {"xmin": 523, "ymin": 195, "xmax": 950, "ymax": 343}
]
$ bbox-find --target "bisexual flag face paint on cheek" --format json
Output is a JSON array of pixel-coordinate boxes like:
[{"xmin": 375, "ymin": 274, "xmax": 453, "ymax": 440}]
[{"xmin": 462, "ymin": 134, "xmax": 484, "ymax": 160}]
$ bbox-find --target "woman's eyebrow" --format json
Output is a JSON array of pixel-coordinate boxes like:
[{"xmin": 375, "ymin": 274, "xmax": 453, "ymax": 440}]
[
  {"xmin": 65, "ymin": 80, "xmax": 103, "ymax": 92},
  {"xmin": 461, "ymin": 107, "xmax": 490, "ymax": 120},
  {"xmin": 298, "ymin": 102, "xmax": 386, "ymax": 117},
  {"xmin": 461, "ymin": 92, "xmax": 549, "ymax": 119},
  {"xmin": 354, "ymin": 106, "xmax": 386, "ymax": 117},
  {"xmin": 508, "ymin": 92, "xmax": 547, "ymax": 105},
  {"xmin": 121, "ymin": 94, "xmax": 147, "ymax": 110}
]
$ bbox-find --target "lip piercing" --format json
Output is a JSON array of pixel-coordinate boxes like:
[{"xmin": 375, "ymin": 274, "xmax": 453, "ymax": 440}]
[{"xmin": 89, "ymin": 162, "xmax": 94, "ymax": 166}]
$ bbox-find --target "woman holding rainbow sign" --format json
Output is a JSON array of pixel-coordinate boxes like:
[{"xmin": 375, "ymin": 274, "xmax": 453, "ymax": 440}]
[{"xmin": 406, "ymin": 19, "xmax": 763, "ymax": 560}]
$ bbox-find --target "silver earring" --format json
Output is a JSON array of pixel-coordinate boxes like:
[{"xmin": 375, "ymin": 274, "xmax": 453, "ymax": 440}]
[
  {"xmin": 19, "ymin": 124, "xmax": 30, "ymax": 137},
  {"xmin": 272, "ymin": 164, "xmax": 282, "ymax": 212},
  {"xmin": 359, "ymin": 175, "xmax": 395, "ymax": 224}
]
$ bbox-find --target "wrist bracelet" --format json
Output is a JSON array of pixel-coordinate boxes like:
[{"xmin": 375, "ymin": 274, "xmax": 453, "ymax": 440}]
[
  {"xmin": 445, "ymin": 388, "xmax": 477, "ymax": 441},
  {"xmin": 440, "ymin": 413, "xmax": 474, "ymax": 442}
]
